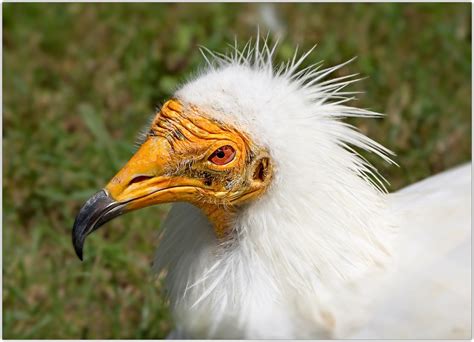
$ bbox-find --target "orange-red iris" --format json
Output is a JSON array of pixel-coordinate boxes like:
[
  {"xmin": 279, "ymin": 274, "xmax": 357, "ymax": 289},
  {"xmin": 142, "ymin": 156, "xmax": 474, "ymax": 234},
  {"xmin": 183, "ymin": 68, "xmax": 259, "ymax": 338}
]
[{"xmin": 209, "ymin": 145, "xmax": 236, "ymax": 165}]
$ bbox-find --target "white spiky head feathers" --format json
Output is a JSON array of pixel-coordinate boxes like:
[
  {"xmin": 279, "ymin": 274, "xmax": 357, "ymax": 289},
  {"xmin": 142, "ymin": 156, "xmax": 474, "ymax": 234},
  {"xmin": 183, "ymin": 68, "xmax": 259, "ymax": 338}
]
[
  {"xmin": 176, "ymin": 38, "xmax": 394, "ymax": 193},
  {"xmin": 154, "ymin": 37, "xmax": 397, "ymax": 338}
]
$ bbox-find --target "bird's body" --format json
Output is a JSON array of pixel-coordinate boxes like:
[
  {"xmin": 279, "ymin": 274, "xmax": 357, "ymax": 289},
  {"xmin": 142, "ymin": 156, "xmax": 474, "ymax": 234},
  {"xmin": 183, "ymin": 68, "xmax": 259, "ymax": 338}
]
[
  {"xmin": 351, "ymin": 165, "xmax": 471, "ymax": 339},
  {"xmin": 356, "ymin": 164, "xmax": 471, "ymax": 339},
  {"xmin": 73, "ymin": 38, "xmax": 471, "ymax": 339}
]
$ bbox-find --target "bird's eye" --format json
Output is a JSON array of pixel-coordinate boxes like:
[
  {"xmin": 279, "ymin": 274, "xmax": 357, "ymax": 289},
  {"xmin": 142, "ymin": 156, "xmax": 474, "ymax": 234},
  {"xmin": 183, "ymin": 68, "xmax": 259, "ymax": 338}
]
[{"xmin": 208, "ymin": 145, "xmax": 236, "ymax": 165}]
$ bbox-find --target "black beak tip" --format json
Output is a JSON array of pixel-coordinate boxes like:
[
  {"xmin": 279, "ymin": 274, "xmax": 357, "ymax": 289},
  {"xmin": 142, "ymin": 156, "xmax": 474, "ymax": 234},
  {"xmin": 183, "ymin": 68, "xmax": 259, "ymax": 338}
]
[
  {"xmin": 75, "ymin": 249, "xmax": 84, "ymax": 261},
  {"xmin": 72, "ymin": 221, "xmax": 86, "ymax": 261},
  {"xmin": 71, "ymin": 189, "xmax": 123, "ymax": 262},
  {"xmin": 73, "ymin": 237, "xmax": 84, "ymax": 261}
]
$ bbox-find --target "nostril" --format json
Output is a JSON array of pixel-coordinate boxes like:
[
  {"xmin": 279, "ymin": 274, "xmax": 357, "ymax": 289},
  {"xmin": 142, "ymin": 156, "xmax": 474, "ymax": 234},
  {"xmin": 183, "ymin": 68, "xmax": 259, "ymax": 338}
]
[
  {"xmin": 253, "ymin": 158, "xmax": 269, "ymax": 182},
  {"xmin": 128, "ymin": 175, "xmax": 153, "ymax": 186}
]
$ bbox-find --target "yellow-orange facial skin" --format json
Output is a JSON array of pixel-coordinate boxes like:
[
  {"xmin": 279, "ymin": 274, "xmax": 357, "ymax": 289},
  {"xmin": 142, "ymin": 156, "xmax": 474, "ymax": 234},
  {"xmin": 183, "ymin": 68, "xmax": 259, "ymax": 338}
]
[{"xmin": 105, "ymin": 99, "xmax": 273, "ymax": 239}]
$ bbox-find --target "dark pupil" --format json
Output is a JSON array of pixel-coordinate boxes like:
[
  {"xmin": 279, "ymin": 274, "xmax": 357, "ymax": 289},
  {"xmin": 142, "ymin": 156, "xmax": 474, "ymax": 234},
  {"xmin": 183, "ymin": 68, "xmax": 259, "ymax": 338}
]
[{"xmin": 216, "ymin": 150, "xmax": 225, "ymax": 158}]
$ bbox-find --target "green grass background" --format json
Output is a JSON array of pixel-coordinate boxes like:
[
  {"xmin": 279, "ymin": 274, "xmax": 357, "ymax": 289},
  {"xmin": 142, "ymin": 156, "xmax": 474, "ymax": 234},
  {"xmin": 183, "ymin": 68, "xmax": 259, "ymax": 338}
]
[{"xmin": 3, "ymin": 3, "xmax": 471, "ymax": 339}]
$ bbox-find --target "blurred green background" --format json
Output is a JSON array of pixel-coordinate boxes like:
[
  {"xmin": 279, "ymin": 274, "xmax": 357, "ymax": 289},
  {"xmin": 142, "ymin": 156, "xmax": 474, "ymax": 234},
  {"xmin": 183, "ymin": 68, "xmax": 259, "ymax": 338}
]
[{"xmin": 3, "ymin": 3, "xmax": 471, "ymax": 339}]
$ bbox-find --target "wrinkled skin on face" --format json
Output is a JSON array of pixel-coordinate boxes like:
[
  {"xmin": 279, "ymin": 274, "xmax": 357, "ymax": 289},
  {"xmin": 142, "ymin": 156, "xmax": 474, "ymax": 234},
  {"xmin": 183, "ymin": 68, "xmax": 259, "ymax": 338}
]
[
  {"xmin": 107, "ymin": 99, "xmax": 273, "ymax": 237},
  {"xmin": 73, "ymin": 99, "xmax": 273, "ymax": 259}
]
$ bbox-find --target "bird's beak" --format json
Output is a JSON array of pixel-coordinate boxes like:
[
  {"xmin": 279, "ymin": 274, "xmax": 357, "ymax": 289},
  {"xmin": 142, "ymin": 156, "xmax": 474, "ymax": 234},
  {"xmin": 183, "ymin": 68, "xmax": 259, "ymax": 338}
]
[{"xmin": 72, "ymin": 135, "xmax": 199, "ymax": 260}]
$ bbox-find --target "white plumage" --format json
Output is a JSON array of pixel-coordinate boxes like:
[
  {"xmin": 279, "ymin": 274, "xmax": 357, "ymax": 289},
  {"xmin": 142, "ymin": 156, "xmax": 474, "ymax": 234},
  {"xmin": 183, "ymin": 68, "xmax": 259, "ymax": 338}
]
[{"xmin": 144, "ymin": 38, "xmax": 471, "ymax": 339}]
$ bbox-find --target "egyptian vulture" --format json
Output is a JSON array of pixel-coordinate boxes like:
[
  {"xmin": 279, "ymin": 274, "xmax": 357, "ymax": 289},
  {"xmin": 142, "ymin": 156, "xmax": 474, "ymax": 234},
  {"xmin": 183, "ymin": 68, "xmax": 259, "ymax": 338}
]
[{"xmin": 72, "ymin": 38, "xmax": 471, "ymax": 339}]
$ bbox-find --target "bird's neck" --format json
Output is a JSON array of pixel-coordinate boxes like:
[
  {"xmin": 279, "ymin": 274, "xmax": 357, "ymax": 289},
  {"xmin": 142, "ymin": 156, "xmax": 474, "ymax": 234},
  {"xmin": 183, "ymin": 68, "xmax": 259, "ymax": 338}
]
[{"xmin": 155, "ymin": 191, "xmax": 395, "ymax": 338}]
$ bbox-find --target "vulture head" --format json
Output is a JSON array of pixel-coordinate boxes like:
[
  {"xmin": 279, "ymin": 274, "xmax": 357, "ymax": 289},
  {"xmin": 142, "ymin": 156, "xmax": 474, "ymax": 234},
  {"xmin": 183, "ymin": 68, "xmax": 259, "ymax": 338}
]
[
  {"xmin": 74, "ymin": 98, "xmax": 274, "ymax": 246},
  {"xmin": 73, "ymin": 38, "xmax": 396, "ymax": 338}
]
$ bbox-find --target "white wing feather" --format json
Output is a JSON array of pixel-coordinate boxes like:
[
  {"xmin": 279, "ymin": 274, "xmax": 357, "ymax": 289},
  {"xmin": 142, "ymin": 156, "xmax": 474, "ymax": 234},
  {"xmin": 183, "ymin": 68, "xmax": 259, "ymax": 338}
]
[{"xmin": 351, "ymin": 163, "xmax": 471, "ymax": 338}]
